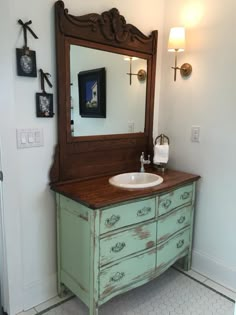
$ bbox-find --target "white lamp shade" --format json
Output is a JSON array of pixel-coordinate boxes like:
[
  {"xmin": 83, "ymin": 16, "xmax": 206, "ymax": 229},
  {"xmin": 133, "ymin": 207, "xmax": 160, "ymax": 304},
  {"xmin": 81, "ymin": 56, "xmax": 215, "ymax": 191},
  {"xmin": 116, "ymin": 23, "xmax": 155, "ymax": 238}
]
[
  {"xmin": 124, "ymin": 56, "xmax": 139, "ymax": 61},
  {"xmin": 168, "ymin": 27, "xmax": 185, "ymax": 52}
]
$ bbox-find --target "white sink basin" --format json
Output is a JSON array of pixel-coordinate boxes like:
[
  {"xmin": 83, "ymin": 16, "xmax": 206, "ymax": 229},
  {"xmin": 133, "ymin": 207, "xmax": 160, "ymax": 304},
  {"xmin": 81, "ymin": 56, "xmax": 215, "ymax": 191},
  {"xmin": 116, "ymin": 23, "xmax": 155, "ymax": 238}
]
[{"xmin": 109, "ymin": 172, "xmax": 163, "ymax": 189}]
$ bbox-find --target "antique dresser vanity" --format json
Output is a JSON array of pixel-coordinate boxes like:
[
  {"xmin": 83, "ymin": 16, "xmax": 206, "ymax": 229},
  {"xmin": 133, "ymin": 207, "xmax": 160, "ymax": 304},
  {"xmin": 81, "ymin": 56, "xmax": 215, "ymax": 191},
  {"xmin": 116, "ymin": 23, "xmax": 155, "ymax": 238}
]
[{"xmin": 50, "ymin": 2, "xmax": 200, "ymax": 315}]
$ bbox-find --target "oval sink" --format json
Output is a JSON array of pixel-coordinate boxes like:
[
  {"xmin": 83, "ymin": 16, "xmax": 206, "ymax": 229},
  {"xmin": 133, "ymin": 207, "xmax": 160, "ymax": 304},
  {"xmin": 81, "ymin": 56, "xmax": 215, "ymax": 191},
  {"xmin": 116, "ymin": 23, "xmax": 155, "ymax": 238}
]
[{"xmin": 109, "ymin": 172, "xmax": 163, "ymax": 189}]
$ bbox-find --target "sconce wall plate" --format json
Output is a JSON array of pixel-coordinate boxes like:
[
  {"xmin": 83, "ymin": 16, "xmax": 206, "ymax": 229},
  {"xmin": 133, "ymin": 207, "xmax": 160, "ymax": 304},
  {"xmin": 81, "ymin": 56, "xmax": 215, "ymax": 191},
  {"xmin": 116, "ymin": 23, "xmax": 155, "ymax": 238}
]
[
  {"xmin": 137, "ymin": 69, "xmax": 147, "ymax": 82},
  {"xmin": 180, "ymin": 63, "xmax": 192, "ymax": 77}
]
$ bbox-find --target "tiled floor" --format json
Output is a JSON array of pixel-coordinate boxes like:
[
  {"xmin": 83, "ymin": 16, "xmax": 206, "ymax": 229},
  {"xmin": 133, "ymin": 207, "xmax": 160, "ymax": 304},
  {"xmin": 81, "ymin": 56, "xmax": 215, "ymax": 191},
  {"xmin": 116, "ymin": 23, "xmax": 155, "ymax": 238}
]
[{"xmin": 18, "ymin": 268, "xmax": 235, "ymax": 315}]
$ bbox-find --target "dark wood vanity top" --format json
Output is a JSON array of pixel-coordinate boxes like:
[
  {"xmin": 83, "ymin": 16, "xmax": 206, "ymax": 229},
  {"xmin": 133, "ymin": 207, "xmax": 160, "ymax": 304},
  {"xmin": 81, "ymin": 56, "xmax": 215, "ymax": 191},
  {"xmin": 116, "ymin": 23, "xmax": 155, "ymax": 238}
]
[{"xmin": 51, "ymin": 168, "xmax": 200, "ymax": 209}]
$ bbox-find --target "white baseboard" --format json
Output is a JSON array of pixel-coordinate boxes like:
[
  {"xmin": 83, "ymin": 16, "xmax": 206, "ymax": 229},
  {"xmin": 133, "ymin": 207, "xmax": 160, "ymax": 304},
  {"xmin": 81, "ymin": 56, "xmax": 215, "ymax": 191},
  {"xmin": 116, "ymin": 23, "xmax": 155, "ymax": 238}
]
[
  {"xmin": 23, "ymin": 273, "xmax": 57, "ymax": 311},
  {"xmin": 192, "ymin": 249, "xmax": 236, "ymax": 292}
]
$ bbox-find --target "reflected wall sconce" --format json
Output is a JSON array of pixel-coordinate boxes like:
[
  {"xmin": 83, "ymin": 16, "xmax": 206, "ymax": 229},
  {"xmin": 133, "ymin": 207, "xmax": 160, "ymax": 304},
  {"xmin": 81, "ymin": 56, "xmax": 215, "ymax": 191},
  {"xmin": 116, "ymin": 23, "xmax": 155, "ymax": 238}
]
[
  {"xmin": 168, "ymin": 27, "xmax": 192, "ymax": 81},
  {"xmin": 124, "ymin": 56, "xmax": 147, "ymax": 85}
]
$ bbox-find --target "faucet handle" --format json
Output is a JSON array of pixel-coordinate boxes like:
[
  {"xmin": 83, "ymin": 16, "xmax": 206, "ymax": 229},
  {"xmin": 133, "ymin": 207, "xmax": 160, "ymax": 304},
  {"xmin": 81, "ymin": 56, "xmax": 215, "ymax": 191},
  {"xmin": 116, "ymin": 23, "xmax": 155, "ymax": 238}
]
[{"xmin": 140, "ymin": 152, "xmax": 144, "ymax": 161}]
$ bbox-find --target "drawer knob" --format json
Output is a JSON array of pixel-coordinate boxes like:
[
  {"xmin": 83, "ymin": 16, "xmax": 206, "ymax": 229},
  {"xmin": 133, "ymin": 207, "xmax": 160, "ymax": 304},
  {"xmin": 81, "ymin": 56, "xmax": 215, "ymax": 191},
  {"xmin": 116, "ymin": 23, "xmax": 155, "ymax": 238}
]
[
  {"xmin": 110, "ymin": 272, "xmax": 125, "ymax": 282},
  {"xmin": 181, "ymin": 192, "xmax": 190, "ymax": 200},
  {"xmin": 105, "ymin": 215, "xmax": 120, "ymax": 228},
  {"xmin": 161, "ymin": 199, "xmax": 172, "ymax": 209},
  {"xmin": 176, "ymin": 239, "xmax": 184, "ymax": 248},
  {"xmin": 177, "ymin": 216, "xmax": 186, "ymax": 224},
  {"xmin": 111, "ymin": 242, "xmax": 126, "ymax": 253},
  {"xmin": 137, "ymin": 206, "xmax": 151, "ymax": 217}
]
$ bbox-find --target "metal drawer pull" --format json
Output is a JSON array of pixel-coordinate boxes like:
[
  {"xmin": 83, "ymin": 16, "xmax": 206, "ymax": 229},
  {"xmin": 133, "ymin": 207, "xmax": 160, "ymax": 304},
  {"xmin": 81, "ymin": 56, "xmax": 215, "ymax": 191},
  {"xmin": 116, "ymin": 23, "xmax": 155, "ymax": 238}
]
[
  {"xmin": 161, "ymin": 199, "xmax": 172, "ymax": 209},
  {"xmin": 181, "ymin": 192, "xmax": 190, "ymax": 200},
  {"xmin": 176, "ymin": 239, "xmax": 184, "ymax": 248},
  {"xmin": 177, "ymin": 216, "xmax": 186, "ymax": 224},
  {"xmin": 137, "ymin": 206, "xmax": 151, "ymax": 216},
  {"xmin": 111, "ymin": 242, "xmax": 126, "ymax": 253},
  {"xmin": 110, "ymin": 272, "xmax": 125, "ymax": 282},
  {"xmin": 105, "ymin": 215, "xmax": 120, "ymax": 227}
]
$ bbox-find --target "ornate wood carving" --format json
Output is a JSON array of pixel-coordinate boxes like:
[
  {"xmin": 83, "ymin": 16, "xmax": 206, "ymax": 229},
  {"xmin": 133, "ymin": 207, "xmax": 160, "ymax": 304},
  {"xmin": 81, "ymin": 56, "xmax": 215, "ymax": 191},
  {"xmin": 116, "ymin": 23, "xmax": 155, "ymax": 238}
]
[{"xmin": 55, "ymin": 1, "xmax": 156, "ymax": 54}]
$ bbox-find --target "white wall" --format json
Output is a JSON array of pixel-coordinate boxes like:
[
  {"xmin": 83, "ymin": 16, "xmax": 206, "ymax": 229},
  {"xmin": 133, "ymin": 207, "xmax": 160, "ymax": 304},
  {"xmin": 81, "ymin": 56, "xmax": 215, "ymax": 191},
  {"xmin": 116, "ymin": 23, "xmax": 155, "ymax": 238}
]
[
  {"xmin": 0, "ymin": 0, "xmax": 165, "ymax": 314},
  {"xmin": 159, "ymin": 0, "xmax": 236, "ymax": 291}
]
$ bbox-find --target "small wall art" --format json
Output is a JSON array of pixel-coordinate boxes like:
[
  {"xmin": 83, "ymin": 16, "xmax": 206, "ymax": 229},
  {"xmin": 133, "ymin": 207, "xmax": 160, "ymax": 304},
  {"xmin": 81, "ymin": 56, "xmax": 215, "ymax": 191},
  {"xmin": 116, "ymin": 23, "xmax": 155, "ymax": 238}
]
[
  {"xmin": 78, "ymin": 67, "xmax": 106, "ymax": 118},
  {"xmin": 36, "ymin": 69, "xmax": 54, "ymax": 118},
  {"xmin": 16, "ymin": 19, "xmax": 38, "ymax": 77}
]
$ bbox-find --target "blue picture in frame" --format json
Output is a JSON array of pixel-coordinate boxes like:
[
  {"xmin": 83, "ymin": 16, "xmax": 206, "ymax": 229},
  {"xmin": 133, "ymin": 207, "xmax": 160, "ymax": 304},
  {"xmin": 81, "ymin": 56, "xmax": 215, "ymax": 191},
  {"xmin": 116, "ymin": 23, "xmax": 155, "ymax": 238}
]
[{"xmin": 78, "ymin": 67, "xmax": 106, "ymax": 118}]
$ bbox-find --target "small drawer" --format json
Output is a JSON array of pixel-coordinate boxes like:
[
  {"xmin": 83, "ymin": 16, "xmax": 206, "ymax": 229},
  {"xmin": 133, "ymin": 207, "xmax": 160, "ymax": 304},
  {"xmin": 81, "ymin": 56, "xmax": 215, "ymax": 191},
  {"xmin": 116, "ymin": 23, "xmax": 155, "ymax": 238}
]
[
  {"xmin": 156, "ymin": 228, "xmax": 190, "ymax": 271},
  {"xmin": 158, "ymin": 184, "xmax": 193, "ymax": 216},
  {"xmin": 99, "ymin": 249, "xmax": 156, "ymax": 299},
  {"xmin": 157, "ymin": 206, "xmax": 191, "ymax": 243},
  {"xmin": 100, "ymin": 222, "xmax": 156, "ymax": 266},
  {"xmin": 100, "ymin": 197, "xmax": 156, "ymax": 234}
]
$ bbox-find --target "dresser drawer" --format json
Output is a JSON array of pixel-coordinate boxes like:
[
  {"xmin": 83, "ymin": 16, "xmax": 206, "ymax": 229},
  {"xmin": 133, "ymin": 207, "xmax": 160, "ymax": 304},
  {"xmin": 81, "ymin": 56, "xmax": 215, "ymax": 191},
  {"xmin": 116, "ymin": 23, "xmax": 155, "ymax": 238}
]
[
  {"xmin": 100, "ymin": 197, "xmax": 156, "ymax": 234},
  {"xmin": 157, "ymin": 206, "xmax": 191, "ymax": 243},
  {"xmin": 99, "ymin": 249, "xmax": 156, "ymax": 299},
  {"xmin": 158, "ymin": 184, "xmax": 193, "ymax": 216},
  {"xmin": 156, "ymin": 228, "xmax": 190, "ymax": 271},
  {"xmin": 100, "ymin": 222, "xmax": 156, "ymax": 266}
]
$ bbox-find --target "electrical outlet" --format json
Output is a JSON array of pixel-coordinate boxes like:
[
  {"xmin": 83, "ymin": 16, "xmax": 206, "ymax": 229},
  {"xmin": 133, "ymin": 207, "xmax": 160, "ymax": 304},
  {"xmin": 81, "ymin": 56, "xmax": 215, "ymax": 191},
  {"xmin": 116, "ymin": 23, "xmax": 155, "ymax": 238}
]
[
  {"xmin": 128, "ymin": 121, "xmax": 134, "ymax": 133},
  {"xmin": 191, "ymin": 126, "xmax": 200, "ymax": 142}
]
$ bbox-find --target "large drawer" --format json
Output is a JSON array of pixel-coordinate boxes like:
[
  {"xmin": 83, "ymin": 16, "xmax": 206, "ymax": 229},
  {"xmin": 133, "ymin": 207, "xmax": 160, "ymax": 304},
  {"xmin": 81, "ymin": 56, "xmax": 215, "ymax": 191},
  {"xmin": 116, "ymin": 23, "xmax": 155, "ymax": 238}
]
[
  {"xmin": 100, "ymin": 197, "xmax": 156, "ymax": 234},
  {"xmin": 157, "ymin": 205, "xmax": 191, "ymax": 243},
  {"xmin": 99, "ymin": 249, "xmax": 156, "ymax": 299},
  {"xmin": 156, "ymin": 228, "xmax": 190, "ymax": 271},
  {"xmin": 100, "ymin": 221, "xmax": 156, "ymax": 266},
  {"xmin": 158, "ymin": 184, "xmax": 193, "ymax": 216}
]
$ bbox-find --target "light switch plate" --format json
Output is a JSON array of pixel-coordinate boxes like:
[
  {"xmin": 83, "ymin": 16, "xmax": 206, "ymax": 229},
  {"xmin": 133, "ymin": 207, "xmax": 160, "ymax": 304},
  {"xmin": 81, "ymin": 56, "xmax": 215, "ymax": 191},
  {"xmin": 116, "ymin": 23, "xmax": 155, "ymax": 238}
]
[
  {"xmin": 191, "ymin": 126, "xmax": 200, "ymax": 142},
  {"xmin": 16, "ymin": 129, "xmax": 44, "ymax": 149}
]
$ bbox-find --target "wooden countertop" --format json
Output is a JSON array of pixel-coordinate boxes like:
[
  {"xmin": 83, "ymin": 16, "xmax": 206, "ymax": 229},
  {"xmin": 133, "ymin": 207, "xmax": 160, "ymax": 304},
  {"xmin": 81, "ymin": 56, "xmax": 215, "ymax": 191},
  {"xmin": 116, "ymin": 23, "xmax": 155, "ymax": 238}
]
[{"xmin": 51, "ymin": 168, "xmax": 200, "ymax": 209}]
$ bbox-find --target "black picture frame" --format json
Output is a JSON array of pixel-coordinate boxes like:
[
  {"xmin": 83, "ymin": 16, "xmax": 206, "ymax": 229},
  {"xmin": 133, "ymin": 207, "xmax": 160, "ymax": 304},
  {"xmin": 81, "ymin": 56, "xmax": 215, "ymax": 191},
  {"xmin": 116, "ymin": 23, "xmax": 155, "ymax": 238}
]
[
  {"xmin": 78, "ymin": 67, "xmax": 106, "ymax": 118},
  {"xmin": 36, "ymin": 93, "xmax": 54, "ymax": 118},
  {"xmin": 16, "ymin": 48, "xmax": 37, "ymax": 77}
]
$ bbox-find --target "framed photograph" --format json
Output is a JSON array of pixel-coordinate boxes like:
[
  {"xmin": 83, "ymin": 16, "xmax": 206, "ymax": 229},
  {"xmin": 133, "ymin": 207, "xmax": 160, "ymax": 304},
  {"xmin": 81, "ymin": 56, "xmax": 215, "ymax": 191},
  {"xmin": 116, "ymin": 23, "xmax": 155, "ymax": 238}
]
[
  {"xmin": 36, "ymin": 93, "xmax": 54, "ymax": 117},
  {"xmin": 78, "ymin": 67, "xmax": 106, "ymax": 118},
  {"xmin": 16, "ymin": 48, "xmax": 37, "ymax": 77}
]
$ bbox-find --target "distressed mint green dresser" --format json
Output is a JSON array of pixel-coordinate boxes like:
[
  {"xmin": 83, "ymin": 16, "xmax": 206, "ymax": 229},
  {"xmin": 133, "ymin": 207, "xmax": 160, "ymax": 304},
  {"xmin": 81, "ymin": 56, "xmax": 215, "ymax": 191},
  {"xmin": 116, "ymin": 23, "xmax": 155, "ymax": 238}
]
[{"xmin": 54, "ymin": 170, "xmax": 199, "ymax": 315}]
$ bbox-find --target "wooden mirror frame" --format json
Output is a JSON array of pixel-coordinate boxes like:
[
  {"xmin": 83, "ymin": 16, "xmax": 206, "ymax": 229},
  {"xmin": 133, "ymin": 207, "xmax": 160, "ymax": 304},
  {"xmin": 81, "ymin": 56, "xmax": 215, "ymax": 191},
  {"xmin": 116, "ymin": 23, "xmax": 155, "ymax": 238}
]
[{"xmin": 50, "ymin": 0, "xmax": 158, "ymax": 184}]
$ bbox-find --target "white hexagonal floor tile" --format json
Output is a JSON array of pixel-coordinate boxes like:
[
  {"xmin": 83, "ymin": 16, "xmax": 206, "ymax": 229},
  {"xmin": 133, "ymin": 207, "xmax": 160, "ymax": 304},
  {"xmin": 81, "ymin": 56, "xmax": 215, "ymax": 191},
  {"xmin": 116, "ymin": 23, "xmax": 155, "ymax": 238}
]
[{"xmin": 29, "ymin": 268, "xmax": 235, "ymax": 315}]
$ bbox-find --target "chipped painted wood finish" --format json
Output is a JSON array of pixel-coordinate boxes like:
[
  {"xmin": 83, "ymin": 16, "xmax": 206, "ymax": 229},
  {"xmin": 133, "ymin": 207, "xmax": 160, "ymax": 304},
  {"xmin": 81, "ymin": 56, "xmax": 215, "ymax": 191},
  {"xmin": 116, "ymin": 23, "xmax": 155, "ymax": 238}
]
[
  {"xmin": 55, "ymin": 178, "xmax": 199, "ymax": 315},
  {"xmin": 157, "ymin": 205, "xmax": 191, "ymax": 243},
  {"xmin": 158, "ymin": 183, "xmax": 193, "ymax": 216},
  {"xmin": 100, "ymin": 221, "xmax": 156, "ymax": 266},
  {"xmin": 99, "ymin": 249, "xmax": 156, "ymax": 299},
  {"xmin": 100, "ymin": 197, "xmax": 156, "ymax": 234}
]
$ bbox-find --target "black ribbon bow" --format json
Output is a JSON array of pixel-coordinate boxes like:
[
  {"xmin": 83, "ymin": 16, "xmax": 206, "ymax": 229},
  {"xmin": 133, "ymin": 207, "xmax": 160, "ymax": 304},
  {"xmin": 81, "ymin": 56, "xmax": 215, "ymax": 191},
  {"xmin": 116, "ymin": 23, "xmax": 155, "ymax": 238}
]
[
  {"xmin": 39, "ymin": 69, "xmax": 53, "ymax": 94},
  {"xmin": 18, "ymin": 19, "xmax": 38, "ymax": 50}
]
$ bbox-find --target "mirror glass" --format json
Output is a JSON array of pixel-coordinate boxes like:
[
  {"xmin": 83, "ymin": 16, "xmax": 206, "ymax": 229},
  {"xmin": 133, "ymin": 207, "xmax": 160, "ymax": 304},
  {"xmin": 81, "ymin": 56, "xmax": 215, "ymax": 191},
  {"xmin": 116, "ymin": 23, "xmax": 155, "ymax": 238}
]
[{"xmin": 70, "ymin": 45, "xmax": 147, "ymax": 137}]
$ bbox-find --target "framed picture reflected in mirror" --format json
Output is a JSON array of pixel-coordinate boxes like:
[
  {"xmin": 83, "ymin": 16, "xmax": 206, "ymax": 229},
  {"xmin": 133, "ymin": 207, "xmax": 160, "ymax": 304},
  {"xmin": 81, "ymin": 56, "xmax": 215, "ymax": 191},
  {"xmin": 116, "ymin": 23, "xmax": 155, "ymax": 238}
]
[{"xmin": 78, "ymin": 67, "xmax": 106, "ymax": 118}]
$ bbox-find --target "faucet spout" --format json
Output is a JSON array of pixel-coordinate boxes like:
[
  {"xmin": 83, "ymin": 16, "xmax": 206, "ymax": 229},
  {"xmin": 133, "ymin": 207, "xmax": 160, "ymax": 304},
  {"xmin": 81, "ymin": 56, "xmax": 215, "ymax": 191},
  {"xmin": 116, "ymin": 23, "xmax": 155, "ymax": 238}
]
[{"xmin": 140, "ymin": 152, "xmax": 150, "ymax": 172}]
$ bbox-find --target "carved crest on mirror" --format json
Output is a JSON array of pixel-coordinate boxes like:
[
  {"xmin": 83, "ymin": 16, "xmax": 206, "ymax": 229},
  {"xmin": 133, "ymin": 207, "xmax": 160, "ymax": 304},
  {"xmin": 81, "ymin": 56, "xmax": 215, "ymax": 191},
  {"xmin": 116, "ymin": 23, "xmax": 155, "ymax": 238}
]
[{"xmin": 50, "ymin": 1, "xmax": 158, "ymax": 185}]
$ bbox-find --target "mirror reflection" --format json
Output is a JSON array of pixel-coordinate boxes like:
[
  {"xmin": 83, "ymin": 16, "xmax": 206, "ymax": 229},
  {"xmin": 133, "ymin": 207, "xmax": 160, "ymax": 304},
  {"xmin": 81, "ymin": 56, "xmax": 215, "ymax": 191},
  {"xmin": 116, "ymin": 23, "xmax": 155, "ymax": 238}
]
[{"xmin": 70, "ymin": 45, "xmax": 147, "ymax": 137}]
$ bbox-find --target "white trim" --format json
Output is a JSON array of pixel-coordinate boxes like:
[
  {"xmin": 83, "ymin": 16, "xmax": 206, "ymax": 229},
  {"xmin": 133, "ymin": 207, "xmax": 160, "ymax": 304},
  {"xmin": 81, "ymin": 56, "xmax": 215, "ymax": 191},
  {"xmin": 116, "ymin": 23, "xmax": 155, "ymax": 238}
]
[
  {"xmin": 192, "ymin": 248, "xmax": 236, "ymax": 292},
  {"xmin": 0, "ymin": 140, "xmax": 10, "ymax": 312},
  {"xmin": 23, "ymin": 273, "xmax": 57, "ymax": 311}
]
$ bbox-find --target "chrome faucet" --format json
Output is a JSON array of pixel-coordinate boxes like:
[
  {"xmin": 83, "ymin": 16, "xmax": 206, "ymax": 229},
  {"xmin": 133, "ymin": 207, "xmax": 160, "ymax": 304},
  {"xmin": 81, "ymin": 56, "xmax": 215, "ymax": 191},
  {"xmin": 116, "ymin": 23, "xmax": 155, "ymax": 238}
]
[{"xmin": 140, "ymin": 152, "xmax": 151, "ymax": 172}]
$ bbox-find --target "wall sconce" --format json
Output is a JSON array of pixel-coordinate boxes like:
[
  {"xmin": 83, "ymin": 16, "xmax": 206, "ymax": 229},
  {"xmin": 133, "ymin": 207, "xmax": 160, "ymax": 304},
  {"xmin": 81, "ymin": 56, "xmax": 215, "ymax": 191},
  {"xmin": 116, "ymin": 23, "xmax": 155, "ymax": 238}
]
[
  {"xmin": 168, "ymin": 27, "xmax": 192, "ymax": 81},
  {"xmin": 124, "ymin": 56, "xmax": 147, "ymax": 85}
]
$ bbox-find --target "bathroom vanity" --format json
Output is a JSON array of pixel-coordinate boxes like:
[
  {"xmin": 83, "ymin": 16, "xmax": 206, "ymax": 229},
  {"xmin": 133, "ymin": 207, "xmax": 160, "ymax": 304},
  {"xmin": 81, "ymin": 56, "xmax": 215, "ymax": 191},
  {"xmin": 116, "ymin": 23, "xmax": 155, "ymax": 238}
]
[
  {"xmin": 50, "ymin": 2, "xmax": 200, "ymax": 315},
  {"xmin": 52, "ymin": 169, "xmax": 199, "ymax": 315}
]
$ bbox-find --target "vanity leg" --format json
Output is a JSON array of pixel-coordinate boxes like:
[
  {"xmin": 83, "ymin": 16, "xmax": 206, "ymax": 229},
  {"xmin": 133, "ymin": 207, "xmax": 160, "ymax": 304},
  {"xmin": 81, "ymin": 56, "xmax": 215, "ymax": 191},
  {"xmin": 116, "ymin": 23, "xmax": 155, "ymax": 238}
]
[
  {"xmin": 183, "ymin": 252, "xmax": 192, "ymax": 271},
  {"xmin": 89, "ymin": 306, "xmax": 98, "ymax": 315}
]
